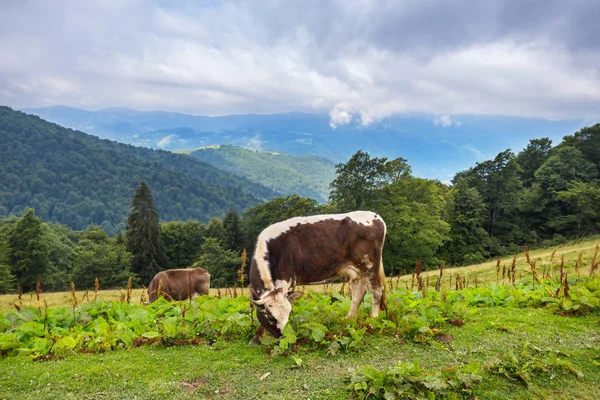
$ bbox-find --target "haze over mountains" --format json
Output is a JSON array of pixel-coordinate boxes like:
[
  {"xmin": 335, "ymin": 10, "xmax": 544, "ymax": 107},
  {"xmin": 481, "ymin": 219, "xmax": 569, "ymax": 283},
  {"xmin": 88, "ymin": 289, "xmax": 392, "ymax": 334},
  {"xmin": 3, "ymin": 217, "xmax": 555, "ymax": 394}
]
[{"xmin": 24, "ymin": 105, "xmax": 585, "ymax": 183}]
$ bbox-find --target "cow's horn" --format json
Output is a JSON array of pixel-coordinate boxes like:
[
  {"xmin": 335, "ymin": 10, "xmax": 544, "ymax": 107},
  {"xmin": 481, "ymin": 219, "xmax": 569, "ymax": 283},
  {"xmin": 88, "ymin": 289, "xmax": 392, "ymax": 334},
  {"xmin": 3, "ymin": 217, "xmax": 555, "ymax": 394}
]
[{"xmin": 250, "ymin": 297, "xmax": 268, "ymax": 306}]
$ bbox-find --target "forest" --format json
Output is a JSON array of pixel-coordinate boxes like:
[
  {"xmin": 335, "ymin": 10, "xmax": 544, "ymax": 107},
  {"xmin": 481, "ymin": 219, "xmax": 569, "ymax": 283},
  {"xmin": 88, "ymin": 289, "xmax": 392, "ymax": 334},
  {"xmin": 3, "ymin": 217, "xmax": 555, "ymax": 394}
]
[
  {"xmin": 0, "ymin": 107, "xmax": 277, "ymax": 235},
  {"xmin": 1, "ymin": 107, "xmax": 599, "ymax": 294}
]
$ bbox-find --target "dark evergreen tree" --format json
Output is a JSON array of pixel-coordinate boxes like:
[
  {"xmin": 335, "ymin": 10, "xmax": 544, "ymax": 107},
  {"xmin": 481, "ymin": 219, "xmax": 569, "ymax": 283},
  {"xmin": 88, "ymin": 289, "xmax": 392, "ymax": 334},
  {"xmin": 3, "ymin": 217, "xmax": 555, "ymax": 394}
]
[
  {"xmin": 126, "ymin": 181, "xmax": 168, "ymax": 284},
  {"xmin": 8, "ymin": 208, "xmax": 50, "ymax": 292},
  {"xmin": 223, "ymin": 208, "xmax": 247, "ymax": 253},
  {"xmin": 0, "ymin": 230, "xmax": 15, "ymax": 293}
]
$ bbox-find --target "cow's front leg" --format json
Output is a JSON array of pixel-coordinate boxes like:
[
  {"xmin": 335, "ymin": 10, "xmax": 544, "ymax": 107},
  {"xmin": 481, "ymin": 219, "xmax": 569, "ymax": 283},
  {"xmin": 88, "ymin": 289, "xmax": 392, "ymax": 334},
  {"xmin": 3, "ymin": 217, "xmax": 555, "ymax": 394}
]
[
  {"xmin": 346, "ymin": 278, "xmax": 367, "ymax": 318},
  {"xmin": 249, "ymin": 325, "xmax": 265, "ymax": 345}
]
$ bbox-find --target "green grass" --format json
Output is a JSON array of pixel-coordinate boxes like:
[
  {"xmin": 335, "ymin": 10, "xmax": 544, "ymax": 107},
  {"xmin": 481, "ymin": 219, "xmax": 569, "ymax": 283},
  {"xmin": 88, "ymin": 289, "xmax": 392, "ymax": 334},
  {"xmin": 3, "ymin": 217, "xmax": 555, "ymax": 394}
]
[
  {"xmin": 1, "ymin": 307, "xmax": 598, "ymax": 399},
  {"xmin": 1, "ymin": 237, "xmax": 600, "ymax": 399}
]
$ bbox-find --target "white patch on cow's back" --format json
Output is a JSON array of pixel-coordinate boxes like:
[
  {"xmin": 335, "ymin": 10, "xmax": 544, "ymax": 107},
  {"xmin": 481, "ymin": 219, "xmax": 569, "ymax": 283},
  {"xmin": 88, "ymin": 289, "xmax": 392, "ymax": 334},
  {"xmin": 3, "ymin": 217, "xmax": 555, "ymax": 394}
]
[{"xmin": 253, "ymin": 211, "xmax": 383, "ymax": 289}]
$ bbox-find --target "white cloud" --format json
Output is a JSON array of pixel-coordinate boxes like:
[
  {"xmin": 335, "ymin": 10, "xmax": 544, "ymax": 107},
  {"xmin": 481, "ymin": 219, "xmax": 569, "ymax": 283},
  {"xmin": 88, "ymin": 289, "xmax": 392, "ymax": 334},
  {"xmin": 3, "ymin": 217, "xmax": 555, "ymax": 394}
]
[
  {"xmin": 157, "ymin": 134, "xmax": 177, "ymax": 148},
  {"xmin": 329, "ymin": 104, "xmax": 353, "ymax": 128},
  {"xmin": 0, "ymin": 0, "xmax": 599, "ymax": 123},
  {"xmin": 434, "ymin": 115, "xmax": 462, "ymax": 127}
]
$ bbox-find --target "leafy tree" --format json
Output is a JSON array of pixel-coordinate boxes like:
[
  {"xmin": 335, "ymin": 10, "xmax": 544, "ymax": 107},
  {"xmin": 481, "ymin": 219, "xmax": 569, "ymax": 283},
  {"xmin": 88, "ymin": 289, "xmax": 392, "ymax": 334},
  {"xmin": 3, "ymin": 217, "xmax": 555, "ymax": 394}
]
[
  {"xmin": 557, "ymin": 181, "xmax": 600, "ymax": 235},
  {"xmin": 8, "ymin": 208, "xmax": 50, "ymax": 292},
  {"xmin": 376, "ymin": 177, "xmax": 450, "ymax": 273},
  {"xmin": 126, "ymin": 181, "xmax": 168, "ymax": 285},
  {"xmin": 329, "ymin": 150, "xmax": 389, "ymax": 211},
  {"xmin": 442, "ymin": 179, "xmax": 490, "ymax": 265},
  {"xmin": 72, "ymin": 227, "xmax": 135, "ymax": 289},
  {"xmin": 531, "ymin": 146, "xmax": 599, "ymax": 237},
  {"xmin": 535, "ymin": 146, "xmax": 597, "ymax": 193},
  {"xmin": 195, "ymin": 238, "xmax": 241, "ymax": 287},
  {"xmin": 43, "ymin": 223, "xmax": 76, "ymax": 291},
  {"xmin": 223, "ymin": 208, "xmax": 247, "ymax": 253},
  {"xmin": 205, "ymin": 217, "xmax": 226, "ymax": 244},
  {"xmin": 457, "ymin": 150, "xmax": 524, "ymax": 242},
  {"xmin": 162, "ymin": 220, "xmax": 206, "ymax": 269},
  {"xmin": 561, "ymin": 123, "xmax": 600, "ymax": 171},
  {"xmin": 242, "ymin": 195, "xmax": 322, "ymax": 251},
  {"xmin": 515, "ymin": 138, "xmax": 552, "ymax": 188}
]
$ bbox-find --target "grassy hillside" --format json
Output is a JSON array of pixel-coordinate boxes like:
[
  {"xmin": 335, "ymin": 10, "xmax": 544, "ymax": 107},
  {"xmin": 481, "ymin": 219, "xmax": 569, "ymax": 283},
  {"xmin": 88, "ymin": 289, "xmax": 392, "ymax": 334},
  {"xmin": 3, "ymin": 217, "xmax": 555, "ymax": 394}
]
[
  {"xmin": 1, "ymin": 238, "xmax": 599, "ymax": 399},
  {"xmin": 0, "ymin": 107, "xmax": 278, "ymax": 234},
  {"xmin": 185, "ymin": 145, "xmax": 336, "ymax": 202}
]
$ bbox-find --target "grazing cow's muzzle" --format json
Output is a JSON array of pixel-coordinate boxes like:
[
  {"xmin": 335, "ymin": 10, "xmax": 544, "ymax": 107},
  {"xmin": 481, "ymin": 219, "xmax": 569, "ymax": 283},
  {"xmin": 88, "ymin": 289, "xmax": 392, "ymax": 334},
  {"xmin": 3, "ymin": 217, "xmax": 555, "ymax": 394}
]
[{"xmin": 256, "ymin": 306, "xmax": 284, "ymax": 338}]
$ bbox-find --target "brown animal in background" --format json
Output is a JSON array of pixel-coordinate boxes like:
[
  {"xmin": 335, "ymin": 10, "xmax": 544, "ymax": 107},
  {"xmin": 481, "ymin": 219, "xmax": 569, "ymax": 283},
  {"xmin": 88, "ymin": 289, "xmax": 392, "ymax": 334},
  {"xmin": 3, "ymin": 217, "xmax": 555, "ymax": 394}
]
[
  {"xmin": 147, "ymin": 268, "xmax": 210, "ymax": 302},
  {"xmin": 249, "ymin": 211, "xmax": 387, "ymax": 343}
]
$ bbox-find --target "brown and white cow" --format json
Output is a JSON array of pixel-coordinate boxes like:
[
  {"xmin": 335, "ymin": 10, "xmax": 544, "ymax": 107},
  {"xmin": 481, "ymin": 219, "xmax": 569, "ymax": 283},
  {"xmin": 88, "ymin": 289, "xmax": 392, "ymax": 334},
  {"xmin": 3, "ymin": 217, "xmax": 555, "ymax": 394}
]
[
  {"xmin": 147, "ymin": 267, "xmax": 210, "ymax": 303},
  {"xmin": 249, "ymin": 211, "xmax": 387, "ymax": 342}
]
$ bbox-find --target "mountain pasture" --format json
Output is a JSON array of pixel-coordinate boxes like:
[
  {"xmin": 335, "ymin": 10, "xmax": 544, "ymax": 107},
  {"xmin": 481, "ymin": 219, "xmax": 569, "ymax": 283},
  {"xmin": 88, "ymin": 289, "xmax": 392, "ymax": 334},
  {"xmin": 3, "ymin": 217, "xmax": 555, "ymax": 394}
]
[{"xmin": 1, "ymin": 239, "xmax": 599, "ymax": 399}]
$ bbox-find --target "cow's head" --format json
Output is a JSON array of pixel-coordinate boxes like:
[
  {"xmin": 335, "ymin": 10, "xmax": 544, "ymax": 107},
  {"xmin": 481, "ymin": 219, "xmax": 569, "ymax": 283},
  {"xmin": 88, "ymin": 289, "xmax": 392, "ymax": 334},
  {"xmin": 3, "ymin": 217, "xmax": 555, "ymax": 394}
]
[{"xmin": 251, "ymin": 280, "xmax": 303, "ymax": 338}]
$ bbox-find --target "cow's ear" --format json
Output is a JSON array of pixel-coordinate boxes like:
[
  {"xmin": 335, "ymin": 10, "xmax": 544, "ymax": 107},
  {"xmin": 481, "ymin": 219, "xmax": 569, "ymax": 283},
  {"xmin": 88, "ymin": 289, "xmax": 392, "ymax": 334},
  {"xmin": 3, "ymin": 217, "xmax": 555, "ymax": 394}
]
[{"xmin": 287, "ymin": 291, "xmax": 303, "ymax": 302}]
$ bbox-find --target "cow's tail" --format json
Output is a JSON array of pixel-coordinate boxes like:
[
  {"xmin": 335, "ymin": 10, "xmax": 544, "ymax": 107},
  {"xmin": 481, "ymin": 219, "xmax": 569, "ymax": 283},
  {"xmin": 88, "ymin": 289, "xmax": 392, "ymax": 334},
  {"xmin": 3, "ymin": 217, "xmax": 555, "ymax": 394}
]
[{"xmin": 378, "ymin": 263, "xmax": 388, "ymax": 313}]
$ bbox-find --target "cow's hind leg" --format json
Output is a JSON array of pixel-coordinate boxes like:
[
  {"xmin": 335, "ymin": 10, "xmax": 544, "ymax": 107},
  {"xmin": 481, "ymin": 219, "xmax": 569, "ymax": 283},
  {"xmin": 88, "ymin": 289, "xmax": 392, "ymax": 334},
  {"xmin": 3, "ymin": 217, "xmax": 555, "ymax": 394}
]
[
  {"xmin": 368, "ymin": 278, "xmax": 384, "ymax": 317},
  {"xmin": 347, "ymin": 277, "xmax": 367, "ymax": 318},
  {"xmin": 368, "ymin": 260, "xmax": 387, "ymax": 317}
]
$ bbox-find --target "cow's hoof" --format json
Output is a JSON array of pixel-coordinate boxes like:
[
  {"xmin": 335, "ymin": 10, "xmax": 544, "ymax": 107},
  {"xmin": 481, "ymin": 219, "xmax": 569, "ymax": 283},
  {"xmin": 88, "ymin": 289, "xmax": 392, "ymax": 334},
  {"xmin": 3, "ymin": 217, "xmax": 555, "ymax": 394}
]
[{"xmin": 248, "ymin": 339, "xmax": 260, "ymax": 346}]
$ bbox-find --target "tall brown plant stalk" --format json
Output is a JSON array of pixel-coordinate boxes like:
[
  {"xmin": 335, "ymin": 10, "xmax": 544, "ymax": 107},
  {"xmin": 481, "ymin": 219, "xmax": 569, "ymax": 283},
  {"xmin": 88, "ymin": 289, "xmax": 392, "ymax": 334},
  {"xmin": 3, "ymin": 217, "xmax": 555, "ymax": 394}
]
[
  {"xmin": 70, "ymin": 282, "xmax": 78, "ymax": 308},
  {"xmin": 495, "ymin": 259, "xmax": 501, "ymax": 284},
  {"xmin": 238, "ymin": 248, "xmax": 248, "ymax": 297},
  {"xmin": 415, "ymin": 260, "xmax": 424, "ymax": 294},
  {"xmin": 36, "ymin": 279, "xmax": 42, "ymax": 311},
  {"xmin": 126, "ymin": 277, "xmax": 132, "ymax": 304},
  {"xmin": 15, "ymin": 284, "xmax": 23, "ymax": 311},
  {"xmin": 510, "ymin": 256, "xmax": 517, "ymax": 286},
  {"xmin": 435, "ymin": 264, "xmax": 444, "ymax": 291},
  {"xmin": 94, "ymin": 277, "xmax": 99, "ymax": 302}
]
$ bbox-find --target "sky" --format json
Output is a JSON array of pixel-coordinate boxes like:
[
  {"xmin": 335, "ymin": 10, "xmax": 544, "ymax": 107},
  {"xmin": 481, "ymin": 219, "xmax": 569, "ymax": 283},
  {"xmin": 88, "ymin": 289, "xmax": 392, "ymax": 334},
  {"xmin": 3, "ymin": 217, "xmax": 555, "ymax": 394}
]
[{"xmin": 1, "ymin": 0, "xmax": 599, "ymax": 127}]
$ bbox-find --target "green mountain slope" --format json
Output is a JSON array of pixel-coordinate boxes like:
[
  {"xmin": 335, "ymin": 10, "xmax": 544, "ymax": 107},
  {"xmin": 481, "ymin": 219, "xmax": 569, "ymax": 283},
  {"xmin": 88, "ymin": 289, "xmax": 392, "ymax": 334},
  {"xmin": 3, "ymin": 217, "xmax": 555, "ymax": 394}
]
[
  {"xmin": 187, "ymin": 145, "xmax": 336, "ymax": 202},
  {"xmin": 0, "ymin": 107, "xmax": 277, "ymax": 234}
]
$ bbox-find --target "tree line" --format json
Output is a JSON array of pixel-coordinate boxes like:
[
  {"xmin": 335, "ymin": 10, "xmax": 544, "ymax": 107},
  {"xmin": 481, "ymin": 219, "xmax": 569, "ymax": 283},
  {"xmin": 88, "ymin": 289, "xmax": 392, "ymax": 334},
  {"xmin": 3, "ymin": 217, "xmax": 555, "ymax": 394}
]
[{"xmin": 1, "ymin": 123, "xmax": 599, "ymax": 294}]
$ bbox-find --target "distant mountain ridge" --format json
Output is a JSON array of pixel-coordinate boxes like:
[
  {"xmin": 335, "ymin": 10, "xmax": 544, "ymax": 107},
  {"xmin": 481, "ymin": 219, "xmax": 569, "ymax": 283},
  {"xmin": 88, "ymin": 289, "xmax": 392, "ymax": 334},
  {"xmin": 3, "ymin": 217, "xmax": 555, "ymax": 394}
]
[
  {"xmin": 0, "ymin": 106, "xmax": 278, "ymax": 234},
  {"xmin": 184, "ymin": 145, "xmax": 336, "ymax": 202},
  {"xmin": 23, "ymin": 105, "xmax": 586, "ymax": 182}
]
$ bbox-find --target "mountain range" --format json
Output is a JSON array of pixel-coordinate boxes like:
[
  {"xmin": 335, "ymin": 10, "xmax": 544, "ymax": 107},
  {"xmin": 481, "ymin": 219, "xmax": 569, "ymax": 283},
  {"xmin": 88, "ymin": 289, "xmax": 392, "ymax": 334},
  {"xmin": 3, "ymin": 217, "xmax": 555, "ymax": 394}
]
[
  {"xmin": 0, "ymin": 106, "xmax": 277, "ymax": 234},
  {"xmin": 183, "ymin": 145, "xmax": 335, "ymax": 202},
  {"xmin": 23, "ymin": 105, "xmax": 587, "ymax": 182}
]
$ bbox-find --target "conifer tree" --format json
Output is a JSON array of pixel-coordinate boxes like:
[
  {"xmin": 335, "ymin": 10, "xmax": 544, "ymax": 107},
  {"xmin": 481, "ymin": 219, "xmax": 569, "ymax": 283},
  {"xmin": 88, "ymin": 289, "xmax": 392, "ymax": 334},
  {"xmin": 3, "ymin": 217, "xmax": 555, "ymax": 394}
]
[
  {"xmin": 223, "ymin": 208, "xmax": 246, "ymax": 253},
  {"xmin": 126, "ymin": 181, "xmax": 168, "ymax": 284},
  {"xmin": 0, "ymin": 230, "xmax": 15, "ymax": 294},
  {"xmin": 8, "ymin": 208, "xmax": 49, "ymax": 292}
]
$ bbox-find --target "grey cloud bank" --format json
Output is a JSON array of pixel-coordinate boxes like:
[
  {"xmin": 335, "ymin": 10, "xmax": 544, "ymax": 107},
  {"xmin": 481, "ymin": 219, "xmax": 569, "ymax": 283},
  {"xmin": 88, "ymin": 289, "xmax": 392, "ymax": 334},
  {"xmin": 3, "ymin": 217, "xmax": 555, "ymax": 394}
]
[{"xmin": 1, "ymin": 0, "xmax": 599, "ymax": 126}]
